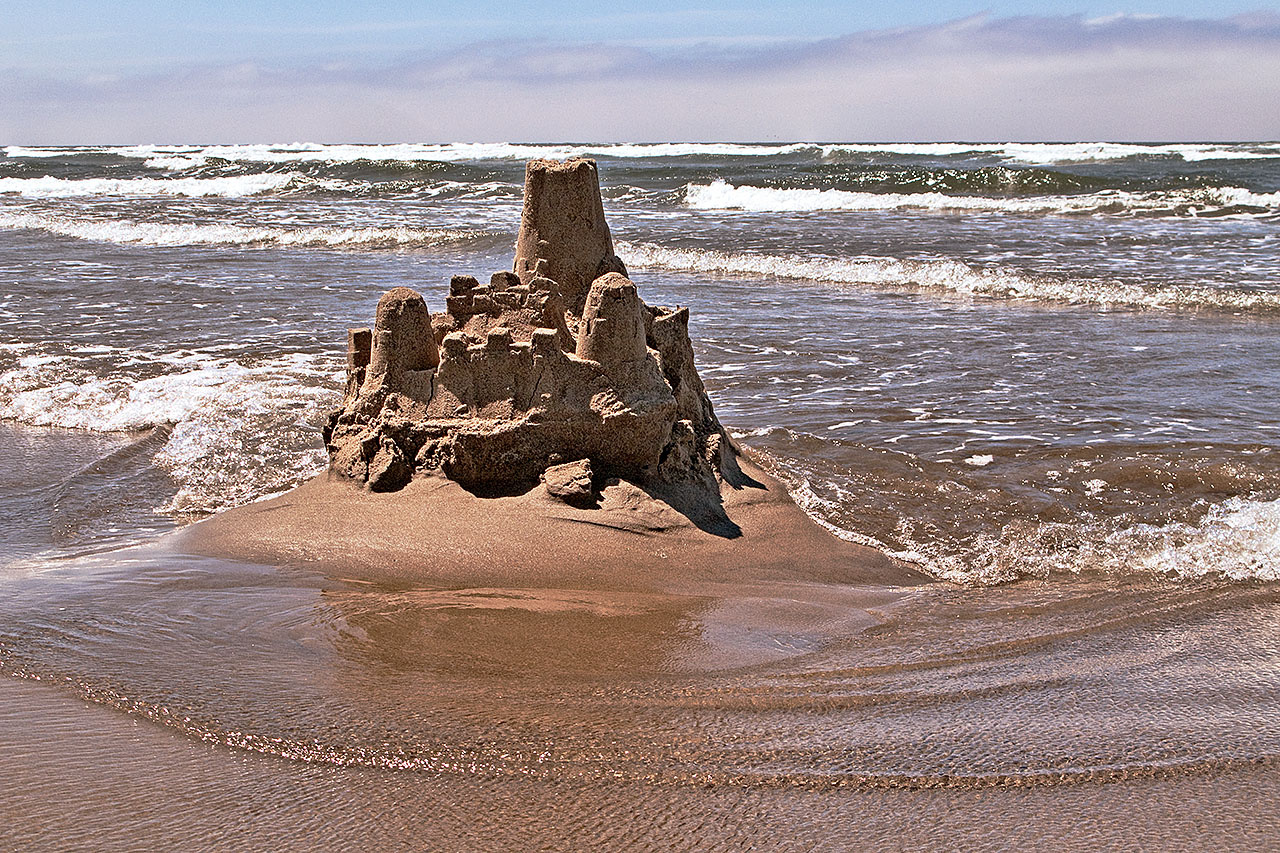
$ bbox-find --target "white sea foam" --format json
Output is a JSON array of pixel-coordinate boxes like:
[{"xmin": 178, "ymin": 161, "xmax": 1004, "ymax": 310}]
[
  {"xmin": 7, "ymin": 141, "xmax": 1280, "ymax": 167},
  {"xmin": 0, "ymin": 352, "xmax": 318, "ymax": 431},
  {"xmin": 944, "ymin": 493, "xmax": 1280, "ymax": 584},
  {"xmin": 1113, "ymin": 497, "xmax": 1280, "ymax": 582},
  {"xmin": 930, "ymin": 495, "xmax": 1280, "ymax": 585},
  {"xmin": 0, "ymin": 350, "xmax": 339, "ymax": 513},
  {"xmin": 0, "ymin": 211, "xmax": 483, "ymax": 249},
  {"xmin": 760, "ymin": 438, "xmax": 1280, "ymax": 585},
  {"xmin": 0, "ymin": 173, "xmax": 300, "ymax": 199},
  {"xmin": 616, "ymin": 240, "xmax": 1280, "ymax": 312},
  {"xmin": 683, "ymin": 179, "xmax": 1280, "ymax": 216}
]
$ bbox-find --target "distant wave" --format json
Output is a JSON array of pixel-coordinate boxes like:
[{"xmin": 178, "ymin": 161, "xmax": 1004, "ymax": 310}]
[
  {"xmin": 616, "ymin": 240, "xmax": 1280, "ymax": 313},
  {"xmin": 0, "ymin": 211, "xmax": 487, "ymax": 249},
  {"xmin": 684, "ymin": 179, "xmax": 1280, "ymax": 217},
  {"xmin": 0, "ymin": 171, "xmax": 516, "ymax": 200},
  {"xmin": 820, "ymin": 141, "xmax": 1280, "ymax": 164},
  {"xmin": 6, "ymin": 141, "xmax": 1280, "ymax": 168},
  {"xmin": 0, "ymin": 173, "xmax": 302, "ymax": 199},
  {"xmin": 1, "ymin": 143, "xmax": 819, "ymax": 170}
]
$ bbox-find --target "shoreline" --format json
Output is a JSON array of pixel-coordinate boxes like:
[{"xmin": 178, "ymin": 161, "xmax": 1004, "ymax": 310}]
[{"xmin": 5, "ymin": 673, "xmax": 1278, "ymax": 852}]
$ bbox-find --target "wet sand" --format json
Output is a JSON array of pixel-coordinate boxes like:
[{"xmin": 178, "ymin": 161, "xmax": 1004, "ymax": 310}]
[
  {"xmin": 4, "ymin": 675, "xmax": 1278, "ymax": 852},
  {"xmin": 7, "ymin": 442, "xmax": 1280, "ymax": 851},
  {"xmin": 176, "ymin": 454, "xmax": 927, "ymax": 592},
  {"xmin": 5, "ymin": 526, "xmax": 1280, "ymax": 850}
]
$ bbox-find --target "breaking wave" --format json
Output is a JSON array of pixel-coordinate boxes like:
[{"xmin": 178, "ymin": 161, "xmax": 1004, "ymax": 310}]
[
  {"xmin": 744, "ymin": 430, "xmax": 1280, "ymax": 586},
  {"xmin": 0, "ymin": 173, "xmax": 304, "ymax": 199},
  {"xmin": 1100, "ymin": 496, "xmax": 1280, "ymax": 583},
  {"xmin": 683, "ymin": 179, "xmax": 1280, "ymax": 217},
  {"xmin": 617, "ymin": 240, "xmax": 1280, "ymax": 313},
  {"xmin": 6, "ymin": 141, "xmax": 1280, "ymax": 167},
  {"xmin": 804, "ymin": 478, "xmax": 1280, "ymax": 586},
  {"xmin": 0, "ymin": 211, "xmax": 487, "ymax": 249},
  {"xmin": 0, "ymin": 348, "xmax": 338, "ymax": 514},
  {"xmin": 0, "ymin": 171, "xmax": 516, "ymax": 201}
]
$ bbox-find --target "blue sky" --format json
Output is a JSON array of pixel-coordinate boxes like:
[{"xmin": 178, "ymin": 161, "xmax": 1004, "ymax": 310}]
[{"xmin": 4, "ymin": 1, "xmax": 1280, "ymax": 142}]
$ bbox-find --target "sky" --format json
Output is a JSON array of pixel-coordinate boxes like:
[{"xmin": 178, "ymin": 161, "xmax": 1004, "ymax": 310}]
[{"xmin": 3, "ymin": 1, "xmax": 1280, "ymax": 142}]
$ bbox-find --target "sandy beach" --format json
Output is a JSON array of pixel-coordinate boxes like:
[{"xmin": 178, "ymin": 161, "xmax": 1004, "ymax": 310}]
[
  {"xmin": 4, "ymin": 672, "xmax": 1279, "ymax": 852},
  {"xmin": 4, "ymin": 136, "xmax": 1280, "ymax": 851}
]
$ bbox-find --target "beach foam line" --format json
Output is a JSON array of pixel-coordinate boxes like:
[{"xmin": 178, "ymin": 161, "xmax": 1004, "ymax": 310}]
[
  {"xmin": 0, "ymin": 173, "xmax": 302, "ymax": 199},
  {"xmin": 683, "ymin": 179, "xmax": 1280, "ymax": 216},
  {"xmin": 0, "ymin": 211, "xmax": 487, "ymax": 249},
  {"xmin": 616, "ymin": 240, "xmax": 1280, "ymax": 312}
]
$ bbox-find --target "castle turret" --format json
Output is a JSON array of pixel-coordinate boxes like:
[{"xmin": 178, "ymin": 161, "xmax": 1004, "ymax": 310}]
[
  {"xmin": 366, "ymin": 287, "xmax": 438, "ymax": 388},
  {"xmin": 513, "ymin": 159, "xmax": 626, "ymax": 315},
  {"xmin": 575, "ymin": 273, "xmax": 648, "ymax": 369},
  {"xmin": 325, "ymin": 159, "xmax": 737, "ymax": 500}
]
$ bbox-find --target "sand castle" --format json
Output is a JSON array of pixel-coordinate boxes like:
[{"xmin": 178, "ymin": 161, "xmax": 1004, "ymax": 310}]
[
  {"xmin": 182, "ymin": 158, "xmax": 919, "ymax": 588},
  {"xmin": 322, "ymin": 158, "xmax": 744, "ymax": 517}
]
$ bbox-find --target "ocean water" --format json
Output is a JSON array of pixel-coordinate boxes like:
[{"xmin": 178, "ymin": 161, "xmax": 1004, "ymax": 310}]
[{"xmin": 2, "ymin": 142, "xmax": 1280, "ymax": 849}]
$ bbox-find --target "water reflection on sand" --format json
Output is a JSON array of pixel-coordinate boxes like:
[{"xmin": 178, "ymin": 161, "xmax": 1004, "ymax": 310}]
[{"xmin": 3, "ymin": 542, "xmax": 1279, "ymax": 850}]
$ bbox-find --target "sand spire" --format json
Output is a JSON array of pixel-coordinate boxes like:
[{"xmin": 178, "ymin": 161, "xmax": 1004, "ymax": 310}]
[{"xmin": 513, "ymin": 158, "xmax": 627, "ymax": 315}]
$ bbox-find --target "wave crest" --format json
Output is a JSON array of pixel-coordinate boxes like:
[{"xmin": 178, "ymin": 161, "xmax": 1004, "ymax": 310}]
[
  {"xmin": 0, "ymin": 211, "xmax": 486, "ymax": 249},
  {"xmin": 0, "ymin": 173, "xmax": 302, "ymax": 199},
  {"xmin": 683, "ymin": 179, "xmax": 1280, "ymax": 217},
  {"xmin": 616, "ymin": 240, "xmax": 1280, "ymax": 313}
]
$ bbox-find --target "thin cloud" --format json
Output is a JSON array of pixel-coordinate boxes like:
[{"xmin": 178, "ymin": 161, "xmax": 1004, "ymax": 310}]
[{"xmin": 3, "ymin": 13, "xmax": 1279, "ymax": 143}]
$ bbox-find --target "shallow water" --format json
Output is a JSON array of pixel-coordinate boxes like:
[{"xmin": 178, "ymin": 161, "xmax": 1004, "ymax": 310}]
[
  {"xmin": 7, "ymin": 674, "xmax": 1280, "ymax": 853},
  {"xmin": 3, "ymin": 543, "xmax": 1280, "ymax": 850},
  {"xmin": 2, "ymin": 142, "xmax": 1279, "ymax": 848}
]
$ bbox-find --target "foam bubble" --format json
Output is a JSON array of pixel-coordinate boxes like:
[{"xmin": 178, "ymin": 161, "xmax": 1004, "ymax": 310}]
[
  {"xmin": 683, "ymin": 179, "xmax": 1280, "ymax": 216},
  {"xmin": 616, "ymin": 240, "xmax": 1280, "ymax": 313}
]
